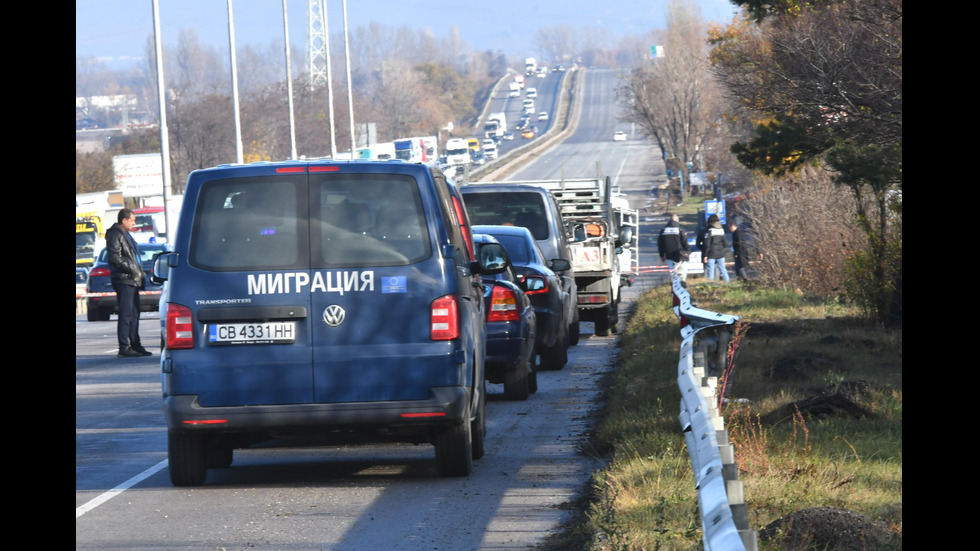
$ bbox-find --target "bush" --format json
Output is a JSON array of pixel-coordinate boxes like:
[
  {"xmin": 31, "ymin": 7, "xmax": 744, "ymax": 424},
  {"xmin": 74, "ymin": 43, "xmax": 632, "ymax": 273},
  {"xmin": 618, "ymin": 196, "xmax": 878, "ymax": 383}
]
[{"xmin": 736, "ymin": 165, "xmax": 865, "ymax": 298}]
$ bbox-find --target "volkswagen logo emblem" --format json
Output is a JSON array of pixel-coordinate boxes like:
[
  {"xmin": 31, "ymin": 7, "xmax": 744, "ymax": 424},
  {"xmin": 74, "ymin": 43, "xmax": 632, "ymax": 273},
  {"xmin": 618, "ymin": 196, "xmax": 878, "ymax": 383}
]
[{"xmin": 322, "ymin": 305, "xmax": 346, "ymax": 327}]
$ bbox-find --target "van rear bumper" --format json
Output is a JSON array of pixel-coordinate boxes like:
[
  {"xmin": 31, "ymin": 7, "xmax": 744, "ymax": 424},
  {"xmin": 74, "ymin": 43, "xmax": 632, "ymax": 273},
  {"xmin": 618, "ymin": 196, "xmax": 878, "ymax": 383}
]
[{"xmin": 164, "ymin": 386, "xmax": 470, "ymax": 433}]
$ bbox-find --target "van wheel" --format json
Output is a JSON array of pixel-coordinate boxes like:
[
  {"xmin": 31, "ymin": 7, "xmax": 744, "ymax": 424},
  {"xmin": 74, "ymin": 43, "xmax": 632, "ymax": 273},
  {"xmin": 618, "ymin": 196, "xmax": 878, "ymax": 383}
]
[
  {"xmin": 503, "ymin": 363, "xmax": 530, "ymax": 401},
  {"xmin": 435, "ymin": 417, "xmax": 473, "ymax": 477},
  {"xmin": 168, "ymin": 430, "xmax": 208, "ymax": 486},
  {"xmin": 207, "ymin": 444, "xmax": 233, "ymax": 468},
  {"xmin": 471, "ymin": 379, "xmax": 486, "ymax": 461}
]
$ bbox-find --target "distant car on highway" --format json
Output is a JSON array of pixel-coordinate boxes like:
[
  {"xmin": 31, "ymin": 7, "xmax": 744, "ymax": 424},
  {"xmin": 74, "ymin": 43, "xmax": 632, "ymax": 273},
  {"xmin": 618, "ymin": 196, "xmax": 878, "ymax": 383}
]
[
  {"xmin": 538, "ymin": 112, "xmax": 548, "ymax": 121},
  {"xmin": 613, "ymin": 131, "xmax": 627, "ymax": 141},
  {"xmin": 522, "ymin": 128, "xmax": 536, "ymax": 139},
  {"xmin": 502, "ymin": 132, "xmax": 515, "ymax": 141}
]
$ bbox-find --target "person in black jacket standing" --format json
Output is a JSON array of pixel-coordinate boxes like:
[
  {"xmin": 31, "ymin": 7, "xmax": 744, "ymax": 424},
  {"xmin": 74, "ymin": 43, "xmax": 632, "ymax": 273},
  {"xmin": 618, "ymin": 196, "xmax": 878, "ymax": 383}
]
[
  {"xmin": 729, "ymin": 219, "xmax": 760, "ymax": 281},
  {"xmin": 697, "ymin": 214, "xmax": 730, "ymax": 282},
  {"xmin": 106, "ymin": 209, "xmax": 151, "ymax": 357},
  {"xmin": 658, "ymin": 213, "xmax": 691, "ymax": 283}
]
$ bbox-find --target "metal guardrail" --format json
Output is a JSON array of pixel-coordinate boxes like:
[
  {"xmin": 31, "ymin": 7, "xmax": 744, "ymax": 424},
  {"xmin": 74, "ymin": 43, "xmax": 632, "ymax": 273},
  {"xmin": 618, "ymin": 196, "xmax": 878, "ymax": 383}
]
[{"xmin": 671, "ymin": 276, "xmax": 758, "ymax": 551}]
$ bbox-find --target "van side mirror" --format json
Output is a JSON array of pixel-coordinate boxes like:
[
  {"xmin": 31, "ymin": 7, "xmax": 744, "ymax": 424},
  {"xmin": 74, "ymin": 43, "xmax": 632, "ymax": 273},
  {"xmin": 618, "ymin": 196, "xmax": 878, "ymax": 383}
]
[{"xmin": 150, "ymin": 252, "xmax": 177, "ymax": 284}]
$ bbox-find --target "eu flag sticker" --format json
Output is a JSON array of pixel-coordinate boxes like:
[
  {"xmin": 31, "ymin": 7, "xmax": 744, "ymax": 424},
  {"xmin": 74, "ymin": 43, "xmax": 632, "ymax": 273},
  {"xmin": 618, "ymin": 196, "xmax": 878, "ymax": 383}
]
[{"xmin": 382, "ymin": 276, "xmax": 407, "ymax": 293}]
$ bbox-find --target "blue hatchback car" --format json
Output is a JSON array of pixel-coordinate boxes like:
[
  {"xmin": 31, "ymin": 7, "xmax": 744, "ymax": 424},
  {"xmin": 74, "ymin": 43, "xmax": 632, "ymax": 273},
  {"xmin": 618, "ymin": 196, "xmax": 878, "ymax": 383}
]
[
  {"xmin": 152, "ymin": 161, "xmax": 508, "ymax": 485},
  {"xmin": 474, "ymin": 233, "xmax": 537, "ymax": 400}
]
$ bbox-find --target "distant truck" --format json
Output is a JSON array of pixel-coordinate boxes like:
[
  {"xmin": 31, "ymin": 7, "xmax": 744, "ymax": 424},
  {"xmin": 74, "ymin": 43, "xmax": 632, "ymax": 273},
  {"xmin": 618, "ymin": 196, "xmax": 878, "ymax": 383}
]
[
  {"xmin": 445, "ymin": 138, "xmax": 471, "ymax": 166},
  {"xmin": 393, "ymin": 137, "xmax": 427, "ymax": 163},
  {"xmin": 508, "ymin": 82, "xmax": 522, "ymax": 97},
  {"xmin": 76, "ymin": 212, "xmax": 105, "ymax": 268},
  {"xmin": 358, "ymin": 142, "xmax": 396, "ymax": 160},
  {"xmin": 484, "ymin": 112, "xmax": 507, "ymax": 139},
  {"xmin": 524, "ymin": 58, "xmax": 537, "ymax": 76},
  {"xmin": 75, "ymin": 190, "xmax": 124, "ymax": 267}
]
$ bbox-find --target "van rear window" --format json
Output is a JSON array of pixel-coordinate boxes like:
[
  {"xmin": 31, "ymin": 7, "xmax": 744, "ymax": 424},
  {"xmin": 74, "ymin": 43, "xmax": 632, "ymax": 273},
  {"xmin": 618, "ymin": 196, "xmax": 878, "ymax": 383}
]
[
  {"xmin": 312, "ymin": 174, "xmax": 429, "ymax": 267},
  {"xmin": 190, "ymin": 174, "xmax": 430, "ymax": 271},
  {"xmin": 191, "ymin": 177, "xmax": 305, "ymax": 271}
]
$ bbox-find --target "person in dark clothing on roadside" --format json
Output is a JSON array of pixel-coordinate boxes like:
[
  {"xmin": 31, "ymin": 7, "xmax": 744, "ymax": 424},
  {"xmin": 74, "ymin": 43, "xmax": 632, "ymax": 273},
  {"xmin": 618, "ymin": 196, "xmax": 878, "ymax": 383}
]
[
  {"xmin": 697, "ymin": 214, "xmax": 729, "ymax": 282},
  {"xmin": 106, "ymin": 208, "xmax": 151, "ymax": 358},
  {"xmin": 658, "ymin": 213, "xmax": 691, "ymax": 283},
  {"xmin": 729, "ymin": 219, "xmax": 760, "ymax": 281}
]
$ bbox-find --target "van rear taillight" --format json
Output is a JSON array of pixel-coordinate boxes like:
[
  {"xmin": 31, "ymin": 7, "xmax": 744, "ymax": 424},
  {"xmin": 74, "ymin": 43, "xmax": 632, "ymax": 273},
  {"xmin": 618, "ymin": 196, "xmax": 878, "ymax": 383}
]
[
  {"xmin": 430, "ymin": 295, "xmax": 460, "ymax": 340},
  {"xmin": 488, "ymin": 286, "xmax": 520, "ymax": 322},
  {"xmin": 167, "ymin": 303, "xmax": 195, "ymax": 349}
]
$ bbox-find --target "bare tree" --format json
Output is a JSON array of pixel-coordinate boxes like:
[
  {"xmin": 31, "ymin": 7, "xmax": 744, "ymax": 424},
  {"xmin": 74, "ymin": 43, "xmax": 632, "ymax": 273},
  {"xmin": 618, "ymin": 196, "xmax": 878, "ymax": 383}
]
[
  {"xmin": 534, "ymin": 25, "xmax": 577, "ymax": 66},
  {"xmin": 617, "ymin": 0, "xmax": 724, "ymax": 170}
]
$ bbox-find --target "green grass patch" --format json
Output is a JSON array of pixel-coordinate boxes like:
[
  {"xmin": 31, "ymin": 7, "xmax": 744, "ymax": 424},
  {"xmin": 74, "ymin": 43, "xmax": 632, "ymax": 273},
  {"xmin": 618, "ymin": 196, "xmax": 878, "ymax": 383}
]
[{"xmin": 558, "ymin": 282, "xmax": 902, "ymax": 550}]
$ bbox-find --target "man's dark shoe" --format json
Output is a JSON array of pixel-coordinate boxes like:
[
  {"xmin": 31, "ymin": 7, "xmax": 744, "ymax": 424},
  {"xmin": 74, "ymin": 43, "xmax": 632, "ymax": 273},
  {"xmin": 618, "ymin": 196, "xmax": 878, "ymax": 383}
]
[
  {"xmin": 118, "ymin": 347, "xmax": 142, "ymax": 358},
  {"xmin": 131, "ymin": 346, "xmax": 153, "ymax": 357}
]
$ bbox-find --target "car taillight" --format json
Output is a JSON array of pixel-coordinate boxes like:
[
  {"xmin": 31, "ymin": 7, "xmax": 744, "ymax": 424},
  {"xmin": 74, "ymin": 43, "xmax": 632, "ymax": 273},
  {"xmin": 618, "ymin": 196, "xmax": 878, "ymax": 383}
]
[
  {"xmin": 488, "ymin": 286, "xmax": 520, "ymax": 322},
  {"xmin": 89, "ymin": 267, "xmax": 112, "ymax": 277},
  {"xmin": 167, "ymin": 303, "xmax": 195, "ymax": 349},
  {"xmin": 430, "ymin": 295, "xmax": 460, "ymax": 340},
  {"xmin": 522, "ymin": 275, "xmax": 549, "ymax": 295}
]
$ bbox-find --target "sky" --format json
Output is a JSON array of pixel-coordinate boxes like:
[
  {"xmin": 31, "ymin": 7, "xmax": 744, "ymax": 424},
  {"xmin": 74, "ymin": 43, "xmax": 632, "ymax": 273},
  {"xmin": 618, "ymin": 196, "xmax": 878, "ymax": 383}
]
[{"xmin": 76, "ymin": 0, "xmax": 742, "ymax": 70}]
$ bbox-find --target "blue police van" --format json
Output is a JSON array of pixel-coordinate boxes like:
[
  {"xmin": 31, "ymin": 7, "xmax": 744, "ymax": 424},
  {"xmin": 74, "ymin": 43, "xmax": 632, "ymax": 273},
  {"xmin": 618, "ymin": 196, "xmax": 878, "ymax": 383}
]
[{"xmin": 152, "ymin": 160, "xmax": 507, "ymax": 485}]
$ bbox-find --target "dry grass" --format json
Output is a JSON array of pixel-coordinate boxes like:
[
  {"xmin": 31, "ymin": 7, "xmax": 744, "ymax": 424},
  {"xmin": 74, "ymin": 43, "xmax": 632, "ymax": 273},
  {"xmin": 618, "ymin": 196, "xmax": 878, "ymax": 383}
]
[{"xmin": 544, "ymin": 282, "xmax": 902, "ymax": 550}]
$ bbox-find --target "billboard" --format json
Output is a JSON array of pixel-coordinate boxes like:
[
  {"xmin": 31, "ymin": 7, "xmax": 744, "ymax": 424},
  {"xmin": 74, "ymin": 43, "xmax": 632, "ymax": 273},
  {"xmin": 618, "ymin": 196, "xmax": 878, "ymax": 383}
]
[{"xmin": 112, "ymin": 154, "xmax": 164, "ymax": 198}]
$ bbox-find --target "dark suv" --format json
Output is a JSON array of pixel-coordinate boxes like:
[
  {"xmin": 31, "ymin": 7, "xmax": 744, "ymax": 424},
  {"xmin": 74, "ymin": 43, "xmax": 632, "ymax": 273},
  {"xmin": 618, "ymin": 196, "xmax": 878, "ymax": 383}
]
[
  {"xmin": 460, "ymin": 182, "xmax": 579, "ymax": 345},
  {"xmin": 152, "ymin": 161, "xmax": 508, "ymax": 485}
]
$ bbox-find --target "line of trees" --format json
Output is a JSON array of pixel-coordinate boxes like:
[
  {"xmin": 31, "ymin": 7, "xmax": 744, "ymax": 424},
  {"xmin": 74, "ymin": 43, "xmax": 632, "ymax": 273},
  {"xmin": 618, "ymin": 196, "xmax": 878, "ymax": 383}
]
[
  {"xmin": 616, "ymin": 0, "xmax": 901, "ymax": 326},
  {"xmin": 76, "ymin": 20, "xmax": 654, "ymax": 195}
]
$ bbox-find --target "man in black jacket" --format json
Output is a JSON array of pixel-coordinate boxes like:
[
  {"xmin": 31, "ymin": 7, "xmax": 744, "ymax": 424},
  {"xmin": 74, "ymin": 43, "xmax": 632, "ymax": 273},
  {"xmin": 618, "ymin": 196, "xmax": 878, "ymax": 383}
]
[
  {"xmin": 106, "ymin": 209, "xmax": 151, "ymax": 357},
  {"xmin": 730, "ymin": 218, "xmax": 761, "ymax": 281},
  {"xmin": 658, "ymin": 213, "xmax": 690, "ymax": 283}
]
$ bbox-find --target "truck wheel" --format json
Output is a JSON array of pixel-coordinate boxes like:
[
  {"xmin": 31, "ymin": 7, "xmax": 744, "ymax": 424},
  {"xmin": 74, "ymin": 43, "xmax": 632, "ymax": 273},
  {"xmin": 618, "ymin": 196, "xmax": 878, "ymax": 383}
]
[
  {"xmin": 594, "ymin": 313, "xmax": 611, "ymax": 337},
  {"xmin": 503, "ymin": 363, "xmax": 530, "ymax": 400},
  {"xmin": 436, "ymin": 408, "xmax": 473, "ymax": 477},
  {"xmin": 168, "ymin": 430, "xmax": 208, "ymax": 486}
]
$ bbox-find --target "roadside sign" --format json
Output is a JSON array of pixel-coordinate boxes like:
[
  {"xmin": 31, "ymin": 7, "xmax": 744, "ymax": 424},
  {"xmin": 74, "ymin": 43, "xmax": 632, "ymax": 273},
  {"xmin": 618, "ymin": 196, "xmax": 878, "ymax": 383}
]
[{"xmin": 704, "ymin": 200, "xmax": 726, "ymax": 225}]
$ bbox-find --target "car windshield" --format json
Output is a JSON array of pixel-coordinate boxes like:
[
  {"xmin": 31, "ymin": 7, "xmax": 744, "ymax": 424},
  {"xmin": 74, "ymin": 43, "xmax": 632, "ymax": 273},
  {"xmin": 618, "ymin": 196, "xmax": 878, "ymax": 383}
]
[{"xmin": 487, "ymin": 234, "xmax": 532, "ymax": 264}]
